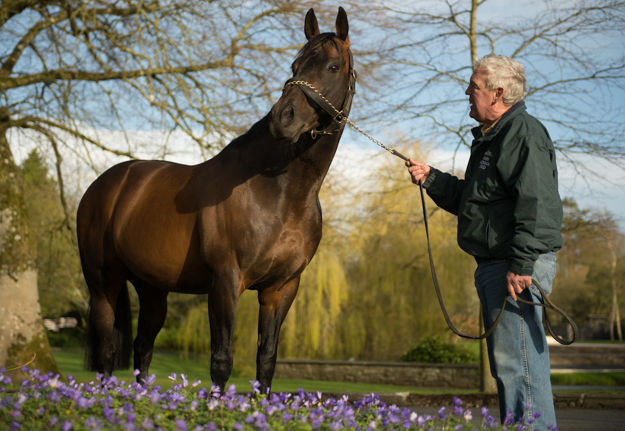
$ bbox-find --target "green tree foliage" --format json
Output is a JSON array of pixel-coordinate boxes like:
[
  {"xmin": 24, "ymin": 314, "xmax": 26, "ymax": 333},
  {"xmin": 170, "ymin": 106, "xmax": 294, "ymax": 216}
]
[
  {"xmin": 318, "ymin": 149, "xmax": 478, "ymax": 361},
  {"xmin": 551, "ymin": 198, "xmax": 624, "ymax": 339},
  {"xmin": 20, "ymin": 150, "xmax": 87, "ymax": 319}
]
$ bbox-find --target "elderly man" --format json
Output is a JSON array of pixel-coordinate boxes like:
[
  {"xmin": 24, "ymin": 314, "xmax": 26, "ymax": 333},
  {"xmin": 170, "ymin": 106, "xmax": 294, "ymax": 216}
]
[{"xmin": 407, "ymin": 54, "xmax": 562, "ymax": 430}]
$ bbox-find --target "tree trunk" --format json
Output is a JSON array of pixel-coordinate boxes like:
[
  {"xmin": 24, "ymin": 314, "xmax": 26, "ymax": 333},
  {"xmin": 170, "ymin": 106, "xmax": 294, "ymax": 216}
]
[
  {"xmin": 606, "ymin": 237, "xmax": 622, "ymax": 342},
  {"xmin": 611, "ymin": 288, "xmax": 623, "ymax": 342},
  {"xmin": 0, "ymin": 110, "xmax": 59, "ymax": 379}
]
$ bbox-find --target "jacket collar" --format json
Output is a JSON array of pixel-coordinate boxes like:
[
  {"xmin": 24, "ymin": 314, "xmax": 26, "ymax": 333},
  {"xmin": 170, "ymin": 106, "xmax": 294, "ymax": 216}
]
[{"xmin": 471, "ymin": 101, "xmax": 526, "ymax": 140}]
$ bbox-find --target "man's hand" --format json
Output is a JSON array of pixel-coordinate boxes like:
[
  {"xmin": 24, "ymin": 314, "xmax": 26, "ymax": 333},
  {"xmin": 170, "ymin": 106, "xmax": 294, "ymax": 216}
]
[
  {"xmin": 406, "ymin": 159, "xmax": 431, "ymax": 185},
  {"xmin": 506, "ymin": 271, "xmax": 533, "ymax": 301}
]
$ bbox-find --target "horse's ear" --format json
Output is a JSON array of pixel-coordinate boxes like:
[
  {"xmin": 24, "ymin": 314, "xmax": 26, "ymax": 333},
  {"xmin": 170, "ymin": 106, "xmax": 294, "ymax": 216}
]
[
  {"xmin": 336, "ymin": 7, "xmax": 349, "ymax": 41},
  {"xmin": 305, "ymin": 8, "xmax": 320, "ymax": 41}
]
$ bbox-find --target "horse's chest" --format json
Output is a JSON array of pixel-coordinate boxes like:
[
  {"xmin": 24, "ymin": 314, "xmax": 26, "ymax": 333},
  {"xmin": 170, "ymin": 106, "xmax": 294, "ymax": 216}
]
[
  {"xmin": 201, "ymin": 208, "xmax": 321, "ymax": 288},
  {"xmin": 245, "ymin": 227, "xmax": 317, "ymax": 288}
]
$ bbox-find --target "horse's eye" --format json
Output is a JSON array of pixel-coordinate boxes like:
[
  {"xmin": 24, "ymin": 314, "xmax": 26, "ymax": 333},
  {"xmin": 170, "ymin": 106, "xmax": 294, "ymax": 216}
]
[{"xmin": 329, "ymin": 64, "xmax": 339, "ymax": 73}]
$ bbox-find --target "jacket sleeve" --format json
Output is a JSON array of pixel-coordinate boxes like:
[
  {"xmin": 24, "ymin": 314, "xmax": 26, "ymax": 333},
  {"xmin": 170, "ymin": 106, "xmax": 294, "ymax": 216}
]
[
  {"xmin": 499, "ymin": 134, "xmax": 563, "ymax": 276},
  {"xmin": 423, "ymin": 167, "xmax": 466, "ymax": 216}
]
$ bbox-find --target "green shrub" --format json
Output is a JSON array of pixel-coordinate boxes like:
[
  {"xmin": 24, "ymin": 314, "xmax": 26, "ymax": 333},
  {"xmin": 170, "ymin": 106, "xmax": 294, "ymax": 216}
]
[
  {"xmin": 400, "ymin": 336, "xmax": 477, "ymax": 364},
  {"xmin": 46, "ymin": 328, "xmax": 84, "ymax": 349}
]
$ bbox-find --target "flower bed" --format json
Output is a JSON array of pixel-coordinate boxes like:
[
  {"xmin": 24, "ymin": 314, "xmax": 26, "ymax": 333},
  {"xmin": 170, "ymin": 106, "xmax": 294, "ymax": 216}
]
[{"xmin": 0, "ymin": 367, "xmax": 553, "ymax": 430}]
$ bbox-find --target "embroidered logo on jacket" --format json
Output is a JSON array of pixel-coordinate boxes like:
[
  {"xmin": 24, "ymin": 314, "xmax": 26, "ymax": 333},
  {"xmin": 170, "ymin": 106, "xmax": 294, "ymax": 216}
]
[{"xmin": 479, "ymin": 150, "xmax": 493, "ymax": 170}]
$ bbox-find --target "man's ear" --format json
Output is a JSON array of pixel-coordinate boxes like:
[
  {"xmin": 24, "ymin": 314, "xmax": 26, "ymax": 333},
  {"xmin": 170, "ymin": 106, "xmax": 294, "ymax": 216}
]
[{"xmin": 495, "ymin": 87, "xmax": 504, "ymax": 103}]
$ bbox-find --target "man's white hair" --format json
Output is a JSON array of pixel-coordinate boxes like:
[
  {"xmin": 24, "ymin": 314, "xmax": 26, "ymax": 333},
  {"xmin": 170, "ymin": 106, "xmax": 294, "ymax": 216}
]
[{"xmin": 473, "ymin": 54, "xmax": 526, "ymax": 106}]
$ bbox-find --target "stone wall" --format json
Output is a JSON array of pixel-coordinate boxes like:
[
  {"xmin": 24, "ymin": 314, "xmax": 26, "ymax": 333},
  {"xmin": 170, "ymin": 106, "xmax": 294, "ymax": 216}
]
[{"xmin": 274, "ymin": 359, "xmax": 480, "ymax": 389}]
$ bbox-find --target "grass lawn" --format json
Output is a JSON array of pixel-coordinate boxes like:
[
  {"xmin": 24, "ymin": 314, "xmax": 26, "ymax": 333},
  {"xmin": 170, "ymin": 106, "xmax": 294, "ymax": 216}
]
[
  {"xmin": 51, "ymin": 350, "xmax": 478, "ymax": 395},
  {"xmin": 51, "ymin": 350, "xmax": 625, "ymax": 395}
]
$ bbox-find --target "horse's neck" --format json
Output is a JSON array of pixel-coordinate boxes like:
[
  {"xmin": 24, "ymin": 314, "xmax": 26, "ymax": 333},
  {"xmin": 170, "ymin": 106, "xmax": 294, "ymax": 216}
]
[{"xmin": 226, "ymin": 114, "xmax": 342, "ymax": 196}]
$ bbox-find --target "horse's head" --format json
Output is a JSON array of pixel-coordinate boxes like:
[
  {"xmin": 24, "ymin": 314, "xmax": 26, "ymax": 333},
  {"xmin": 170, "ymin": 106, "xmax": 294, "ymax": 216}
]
[{"xmin": 270, "ymin": 7, "xmax": 356, "ymax": 144}]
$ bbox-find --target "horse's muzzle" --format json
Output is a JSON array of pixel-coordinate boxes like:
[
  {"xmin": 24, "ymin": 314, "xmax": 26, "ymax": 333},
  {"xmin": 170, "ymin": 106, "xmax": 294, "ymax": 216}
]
[{"xmin": 269, "ymin": 103, "xmax": 310, "ymax": 144}]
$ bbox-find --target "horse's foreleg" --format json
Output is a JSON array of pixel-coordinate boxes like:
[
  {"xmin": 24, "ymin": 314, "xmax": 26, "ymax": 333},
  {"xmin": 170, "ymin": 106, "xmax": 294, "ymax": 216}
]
[
  {"xmin": 208, "ymin": 278, "xmax": 240, "ymax": 391},
  {"xmin": 132, "ymin": 280, "xmax": 168, "ymax": 384},
  {"xmin": 256, "ymin": 276, "xmax": 300, "ymax": 394}
]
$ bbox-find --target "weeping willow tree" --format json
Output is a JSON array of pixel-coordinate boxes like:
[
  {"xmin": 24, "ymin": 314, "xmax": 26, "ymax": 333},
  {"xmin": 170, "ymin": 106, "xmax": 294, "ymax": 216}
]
[{"xmin": 327, "ymin": 145, "xmax": 477, "ymax": 361}]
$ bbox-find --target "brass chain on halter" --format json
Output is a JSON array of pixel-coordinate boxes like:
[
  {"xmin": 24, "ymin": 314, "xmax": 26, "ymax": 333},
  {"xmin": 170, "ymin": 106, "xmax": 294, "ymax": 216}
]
[{"xmin": 284, "ymin": 80, "xmax": 402, "ymax": 158}]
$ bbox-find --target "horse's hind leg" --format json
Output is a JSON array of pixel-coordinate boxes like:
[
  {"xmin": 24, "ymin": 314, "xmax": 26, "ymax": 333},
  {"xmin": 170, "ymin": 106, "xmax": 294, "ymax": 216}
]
[
  {"xmin": 256, "ymin": 276, "xmax": 300, "ymax": 394},
  {"xmin": 85, "ymin": 267, "xmax": 132, "ymax": 378},
  {"xmin": 132, "ymin": 279, "xmax": 168, "ymax": 383}
]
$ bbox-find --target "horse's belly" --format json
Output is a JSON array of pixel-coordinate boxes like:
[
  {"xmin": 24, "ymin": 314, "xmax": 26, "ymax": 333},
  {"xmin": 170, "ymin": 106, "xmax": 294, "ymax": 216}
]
[{"xmin": 113, "ymin": 210, "xmax": 210, "ymax": 292}]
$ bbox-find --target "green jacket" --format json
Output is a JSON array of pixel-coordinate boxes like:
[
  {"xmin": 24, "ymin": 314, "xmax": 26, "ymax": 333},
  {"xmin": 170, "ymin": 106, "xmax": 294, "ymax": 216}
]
[{"xmin": 423, "ymin": 101, "xmax": 563, "ymax": 276}]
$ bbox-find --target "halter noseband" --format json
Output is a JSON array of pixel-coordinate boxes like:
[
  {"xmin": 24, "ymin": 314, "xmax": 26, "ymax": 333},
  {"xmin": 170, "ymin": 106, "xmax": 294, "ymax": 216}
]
[{"xmin": 283, "ymin": 50, "xmax": 357, "ymax": 139}]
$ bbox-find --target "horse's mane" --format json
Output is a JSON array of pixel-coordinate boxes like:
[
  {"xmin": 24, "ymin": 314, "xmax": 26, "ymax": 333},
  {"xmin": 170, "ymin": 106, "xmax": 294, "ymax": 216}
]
[{"xmin": 225, "ymin": 112, "xmax": 313, "ymax": 162}]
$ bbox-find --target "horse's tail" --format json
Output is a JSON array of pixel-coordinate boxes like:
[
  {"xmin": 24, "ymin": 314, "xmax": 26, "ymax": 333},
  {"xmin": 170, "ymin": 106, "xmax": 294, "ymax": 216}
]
[{"xmin": 84, "ymin": 284, "xmax": 133, "ymax": 371}]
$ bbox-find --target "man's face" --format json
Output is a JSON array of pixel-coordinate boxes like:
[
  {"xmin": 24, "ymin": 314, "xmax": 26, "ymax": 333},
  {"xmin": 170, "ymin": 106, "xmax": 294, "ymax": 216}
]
[{"xmin": 465, "ymin": 68, "xmax": 498, "ymax": 125}]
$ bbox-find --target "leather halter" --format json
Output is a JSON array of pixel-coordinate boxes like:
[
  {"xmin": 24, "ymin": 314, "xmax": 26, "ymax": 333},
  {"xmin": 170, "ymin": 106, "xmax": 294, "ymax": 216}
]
[{"xmin": 284, "ymin": 49, "xmax": 357, "ymax": 139}]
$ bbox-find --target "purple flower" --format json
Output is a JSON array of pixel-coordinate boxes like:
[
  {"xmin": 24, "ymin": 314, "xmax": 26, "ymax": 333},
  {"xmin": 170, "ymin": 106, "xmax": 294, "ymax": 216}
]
[
  {"xmin": 174, "ymin": 419, "xmax": 188, "ymax": 431},
  {"xmin": 232, "ymin": 422, "xmax": 243, "ymax": 430},
  {"xmin": 207, "ymin": 399, "xmax": 220, "ymax": 411},
  {"xmin": 149, "ymin": 392, "xmax": 161, "ymax": 404},
  {"xmin": 141, "ymin": 374, "xmax": 157, "ymax": 386},
  {"xmin": 61, "ymin": 420, "xmax": 73, "ymax": 431},
  {"xmin": 209, "ymin": 383, "xmax": 221, "ymax": 398},
  {"xmin": 504, "ymin": 408, "xmax": 515, "ymax": 425},
  {"xmin": 206, "ymin": 422, "xmax": 217, "ymax": 431},
  {"xmin": 168, "ymin": 373, "xmax": 177, "ymax": 383},
  {"xmin": 225, "ymin": 384, "xmax": 237, "ymax": 398},
  {"xmin": 49, "ymin": 417, "xmax": 59, "ymax": 426},
  {"xmin": 133, "ymin": 369, "xmax": 140, "ymax": 377},
  {"xmin": 438, "ymin": 406, "xmax": 447, "ymax": 419},
  {"xmin": 180, "ymin": 374, "xmax": 188, "ymax": 389},
  {"xmin": 464, "ymin": 409, "xmax": 473, "ymax": 422},
  {"xmin": 453, "ymin": 396, "xmax": 463, "ymax": 407},
  {"xmin": 481, "ymin": 406, "xmax": 489, "ymax": 418},
  {"xmin": 84, "ymin": 416, "xmax": 102, "ymax": 430},
  {"xmin": 250, "ymin": 380, "xmax": 261, "ymax": 394}
]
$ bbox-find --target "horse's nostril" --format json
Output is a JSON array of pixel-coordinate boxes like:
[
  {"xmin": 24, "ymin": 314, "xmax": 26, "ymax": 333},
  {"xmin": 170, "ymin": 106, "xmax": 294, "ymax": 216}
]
[{"xmin": 280, "ymin": 105, "xmax": 295, "ymax": 126}]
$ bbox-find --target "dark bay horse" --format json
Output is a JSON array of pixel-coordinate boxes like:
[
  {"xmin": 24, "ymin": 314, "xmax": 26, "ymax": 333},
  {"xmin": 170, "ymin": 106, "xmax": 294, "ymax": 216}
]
[{"xmin": 77, "ymin": 7, "xmax": 355, "ymax": 393}]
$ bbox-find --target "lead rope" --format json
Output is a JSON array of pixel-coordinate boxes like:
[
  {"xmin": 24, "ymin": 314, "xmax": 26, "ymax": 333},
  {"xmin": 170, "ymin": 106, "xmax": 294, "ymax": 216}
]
[{"xmin": 292, "ymin": 80, "xmax": 578, "ymax": 344}]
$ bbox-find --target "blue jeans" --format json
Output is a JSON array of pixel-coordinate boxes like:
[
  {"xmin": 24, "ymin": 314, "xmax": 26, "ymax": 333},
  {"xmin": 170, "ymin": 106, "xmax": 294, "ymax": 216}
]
[{"xmin": 475, "ymin": 253, "xmax": 557, "ymax": 431}]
